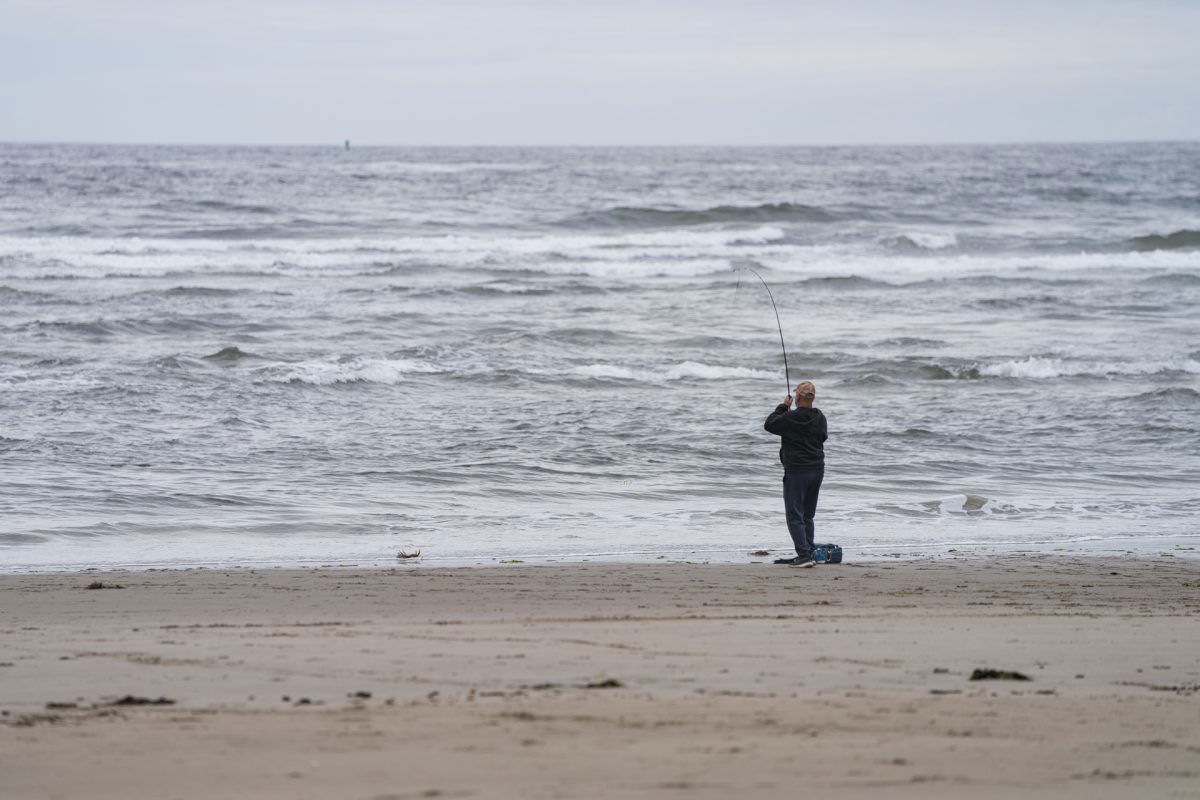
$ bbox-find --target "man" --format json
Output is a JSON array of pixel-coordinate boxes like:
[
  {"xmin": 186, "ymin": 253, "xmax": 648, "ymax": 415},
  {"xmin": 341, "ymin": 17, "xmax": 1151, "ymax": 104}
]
[{"xmin": 763, "ymin": 381, "xmax": 827, "ymax": 567}]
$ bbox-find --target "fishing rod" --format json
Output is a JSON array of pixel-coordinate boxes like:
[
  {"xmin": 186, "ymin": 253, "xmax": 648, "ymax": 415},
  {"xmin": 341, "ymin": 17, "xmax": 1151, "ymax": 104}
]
[{"xmin": 734, "ymin": 265, "xmax": 791, "ymax": 399}]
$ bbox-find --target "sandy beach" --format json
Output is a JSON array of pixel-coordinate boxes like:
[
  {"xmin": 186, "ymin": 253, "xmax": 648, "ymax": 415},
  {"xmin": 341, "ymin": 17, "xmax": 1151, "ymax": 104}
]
[{"xmin": 2, "ymin": 555, "xmax": 1198, "ymax": 799}]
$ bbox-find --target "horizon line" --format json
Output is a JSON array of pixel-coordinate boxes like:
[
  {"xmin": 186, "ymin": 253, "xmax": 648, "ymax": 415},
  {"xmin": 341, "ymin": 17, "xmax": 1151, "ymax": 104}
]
[{"xmin": 2, "ymin": 137, "xmax": 1198, "ymax": 149}]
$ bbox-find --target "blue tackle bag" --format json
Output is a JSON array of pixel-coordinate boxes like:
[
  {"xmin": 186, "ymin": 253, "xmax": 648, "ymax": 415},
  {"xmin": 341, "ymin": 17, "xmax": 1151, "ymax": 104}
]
[{"xmin": 813, "ymin": 543, "xmax": 843, "ymax": 564}]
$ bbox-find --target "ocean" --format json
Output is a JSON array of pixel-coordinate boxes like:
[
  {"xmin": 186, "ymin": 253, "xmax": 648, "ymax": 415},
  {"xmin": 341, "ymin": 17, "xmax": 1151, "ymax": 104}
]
[{"xmin": 1, "ymin": 142, "xmax": 1198, "ymax": 571}]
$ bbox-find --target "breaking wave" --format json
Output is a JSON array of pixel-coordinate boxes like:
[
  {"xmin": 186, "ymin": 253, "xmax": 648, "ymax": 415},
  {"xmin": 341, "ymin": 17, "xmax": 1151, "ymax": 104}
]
[
  {"xmin": 0, "ymin": 228, "xmax": 787, "ymax": 280},
  {"xmin": 257, "ymin": 357, "xmax": 445, "ymax": 385},
  {"xmin": 978, "ymin": 356, "xmax": 1200, "ymax": 379},
  {"xmin": 880, "ymin": 356, "xmax": 1200, "ymax": 381}
]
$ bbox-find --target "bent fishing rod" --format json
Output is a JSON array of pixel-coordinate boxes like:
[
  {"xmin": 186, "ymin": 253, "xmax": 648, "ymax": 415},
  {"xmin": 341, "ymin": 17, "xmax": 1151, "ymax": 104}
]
[{"xmin": 734, "ymin": 265, "xmax": 791, "ymax": 399}]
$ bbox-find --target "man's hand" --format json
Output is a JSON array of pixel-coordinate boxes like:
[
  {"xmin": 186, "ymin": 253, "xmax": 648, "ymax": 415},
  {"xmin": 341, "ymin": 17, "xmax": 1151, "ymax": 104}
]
[{"xmin": 782, "ymin": 395, "xmax": 793, "ymax": 407}]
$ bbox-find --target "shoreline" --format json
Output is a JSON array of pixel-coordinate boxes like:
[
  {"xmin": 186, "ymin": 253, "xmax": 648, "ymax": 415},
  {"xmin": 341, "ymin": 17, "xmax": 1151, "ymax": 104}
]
[
  {"xmin": 3, "ymin": 531, "xmax": 1198, "ymax": 574},
  {"xmin": 4, "ymin": 555, "xmax": 1199, "ymax": 798}
]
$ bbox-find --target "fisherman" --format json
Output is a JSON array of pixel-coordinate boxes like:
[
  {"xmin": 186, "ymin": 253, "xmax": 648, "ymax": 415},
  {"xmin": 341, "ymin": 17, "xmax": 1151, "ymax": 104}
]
[{"xmin": 764, "ymin": 381, "xmax": 827, "ymax": 567}]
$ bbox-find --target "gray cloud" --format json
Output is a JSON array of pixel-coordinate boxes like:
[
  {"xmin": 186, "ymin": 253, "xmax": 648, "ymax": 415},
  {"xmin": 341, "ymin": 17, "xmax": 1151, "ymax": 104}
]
[{"xmin": 2, "ymin": 0, "xmax": 1197, "ymax": 144}]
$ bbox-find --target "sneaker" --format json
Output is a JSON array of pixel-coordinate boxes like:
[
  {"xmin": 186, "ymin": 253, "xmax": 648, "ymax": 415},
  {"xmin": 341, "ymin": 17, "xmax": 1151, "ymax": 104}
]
[{"xmin": 773, "ymin": 555, "xmax": 815, "ymax": 566}]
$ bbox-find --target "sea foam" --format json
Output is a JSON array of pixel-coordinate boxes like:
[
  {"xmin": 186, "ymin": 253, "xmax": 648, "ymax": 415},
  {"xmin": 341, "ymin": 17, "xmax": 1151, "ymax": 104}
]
[{"xmin": 258, "ymin": 357, "xmax": 445, "ymax": 385}]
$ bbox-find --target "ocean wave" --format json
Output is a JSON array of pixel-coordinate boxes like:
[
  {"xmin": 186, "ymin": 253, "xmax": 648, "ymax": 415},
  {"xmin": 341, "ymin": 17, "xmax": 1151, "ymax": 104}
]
[
  {"xmin": 341, "ymin": 283, "xmax": 607, "ymax": 298},
  {"xmin": 486, "ymin": 258, "xmax": 737, "ymax": 279},
  {"xmin": 532, "ymin": 327, "xmax": 639, "ymax": 345},
  {"xmin": 7, "ymin": 232, "xmax": 1200, "ymax": 284},
  {"xmin": 560, "ymin": 202, "xmax": 837, "ymax": 228},
  {"xmin": 0, "ymin": 435, "xmax": 28, "ymax": 451},
  {"xmin": 193, "ymin": 199, "xmax": 276, "ymax": 214},
  {"xmin": 822, "ymin": 356, "xmax": 980, "ymax": 382},
  {"xmin": 0, "ymin": 532, "xmax": 46, "ymax": 545},
  {"xmin": 353, "ymin": 160, "xmax": 545, "ymax": 175},
  {"xmin": 105, "ymin": 285, "xmax": 263, "ymax": 302},
  {"xmin": 760, "ymin": 248, "xmax": 1200, "ymax": 281},
  {"xmin": 1035, "ymin": 186, "xmax": 1132, "ymax": 204},
  {"xmin": 792, "ymin": 275, "xmax": 893, "ymax": 288},
  {"xmin": 163, "ymin": 286, "xmax": 246, "ymax": 298},
  {"xmin": 918, "ymin": 494, "xmax": 995, "ymax": 515},
  {"xmin": 845, "ymin": 355, "xmax": 1200, "ymax": 381},
  {"xmin": 978, "ymin": 356, "xmax": 1200, "ymax": 379},
  {"xmin": 203, "ymin": 346, "xmax": 260, "ymax": 362},
  {"xmin": 931, "ymin": 274, "xmax": 1097, "ymax": 287},
  {"xmin": 171, "ymin": 224, "xmax": 331, "ymax": 240},
  {"xmin": 1138, "ymin": 272, "xmax": 1200, "ymax": 286},
  {"xmin": 0, "ymin": 368, "xmax": 102, "ymax": 393},
  {"xmin": 975, "ymin": 294, "xmax": 1067, "ymax": 309},
  {"xmin": 0, "ymin": 284, "xmax": 73, "ymax": 304},
  {"xmin": 1124, "ymin": 387, "xmax": 1200, "ymax": 405},
  {"xmin": 919, "ymin": 365, "xmax": 979, "ymax": 380},
  {"xmin": 881, "ymin": 231, "xmax": 958, "ymax": 251},
  {"xmin": 11, "ymin": 319, "xmax": 117, "ymax": 337},
  {"xmin": 146, "ymin": 199, "xmax": 278, "ymax": 215},
  {"xmin": 451, "ymin": 284, "xmax": 563, "ymax": 296},
  {"xmin": 150, "ymin": 355, "xmax": 204, "ymax": 370},
  {"xmin": 566, "ymin": 361, "xmax": 780, "ymax": 382},
  {"xmin": 256, "ymin": 357, "xmax": 445, "ymax": 385},
  {"xmin": 13, "ymin": 316, "xmax": 234, "ymax": 338},
  {"xmin": 0, "ymin": 228, "xmax": 788, "ymax": 279},
  {"xmin": 1127, "ymin": 229, "xmax": 1200, "ymax": 252},
  {"xmin": 838, "ymin": 373, "xmax": 903, "ymax": 386},
  {"xmin": 870, "ymin": 337, "xmax": 948, "ymax": 348},
  {"xmin": 875, "ymin": 494, "xmax": 1133, "ymax": 520},
  {"xmin": 5, "ymin": 234, "xmax": 1200, "ymax": 287},
  {"xmin": 882, "ymin": 427, "xmax": 941, "ymax": 439}
]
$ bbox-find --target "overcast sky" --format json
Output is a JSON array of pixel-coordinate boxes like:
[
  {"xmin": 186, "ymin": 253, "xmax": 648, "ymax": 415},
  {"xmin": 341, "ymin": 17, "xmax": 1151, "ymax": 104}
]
[{"xmin": 2, "ymin": 0, "xmax": 1198, "ymax": 146}]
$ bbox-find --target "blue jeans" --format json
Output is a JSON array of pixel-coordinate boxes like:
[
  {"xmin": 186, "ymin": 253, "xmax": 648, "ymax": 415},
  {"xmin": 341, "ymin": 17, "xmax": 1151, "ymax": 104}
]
[{"xmin": 783, "ymin": 469, "xmax": 823, "ymax": 557}]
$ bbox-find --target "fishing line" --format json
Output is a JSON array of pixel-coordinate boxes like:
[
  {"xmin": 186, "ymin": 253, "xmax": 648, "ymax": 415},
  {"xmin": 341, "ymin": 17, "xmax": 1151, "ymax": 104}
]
[{"xmin": 734, "ymin": 266, "xmax": 791, "ymax": 396}]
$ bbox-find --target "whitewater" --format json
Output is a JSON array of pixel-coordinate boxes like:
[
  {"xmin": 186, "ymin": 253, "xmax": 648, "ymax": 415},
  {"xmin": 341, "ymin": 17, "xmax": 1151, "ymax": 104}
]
[{"xmin": 1, "ymin": 142, "xmax": 1198, "ymax": 570}]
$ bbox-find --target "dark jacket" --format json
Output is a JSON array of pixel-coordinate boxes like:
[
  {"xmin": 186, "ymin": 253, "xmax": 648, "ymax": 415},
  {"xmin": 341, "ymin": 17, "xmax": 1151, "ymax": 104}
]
[{"xmin": 764, "ymin": 404, "xmax": 827, "ymax": 471}]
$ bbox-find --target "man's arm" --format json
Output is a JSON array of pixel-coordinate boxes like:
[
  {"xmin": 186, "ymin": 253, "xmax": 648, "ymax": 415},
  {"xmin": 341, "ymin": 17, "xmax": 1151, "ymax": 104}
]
[{"xmin": 763, "ymin": 395, "xmax": 793, "ymax": 434}]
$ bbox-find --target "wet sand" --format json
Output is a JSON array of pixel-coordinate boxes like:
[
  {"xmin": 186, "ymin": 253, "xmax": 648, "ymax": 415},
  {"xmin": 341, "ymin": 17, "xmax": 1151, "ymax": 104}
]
[{"xmin": 2, "ymin": 555, "xmax": 1199, "ymax": 799}]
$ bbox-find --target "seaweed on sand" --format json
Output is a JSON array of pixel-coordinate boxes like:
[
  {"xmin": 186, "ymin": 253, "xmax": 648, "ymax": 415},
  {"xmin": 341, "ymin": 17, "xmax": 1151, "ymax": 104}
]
[{"xmin": 969, "ymin": 668, "xmax": 1031, "ymax": 681}]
